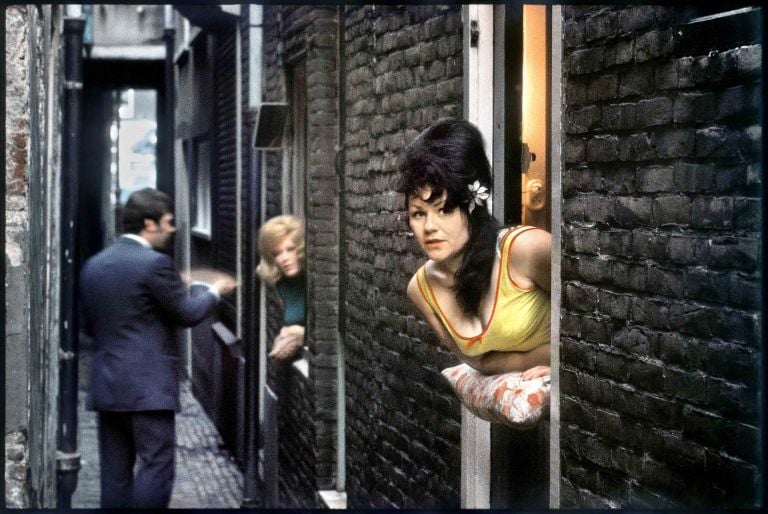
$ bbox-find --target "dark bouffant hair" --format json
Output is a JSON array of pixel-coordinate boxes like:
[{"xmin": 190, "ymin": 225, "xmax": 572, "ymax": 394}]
[
  {"xmin": 396, "ymin": 118, "xmax": 500, "ymax": 317},
  {"xmin": 122, "ymin": 188, "xmax": 173, "ymax": 234}
]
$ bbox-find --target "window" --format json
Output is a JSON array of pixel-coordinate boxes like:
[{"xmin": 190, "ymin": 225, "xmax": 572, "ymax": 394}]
[
  {"xmin": 286, "ymin": 60, "xmax": 307, "ymax": 218},
  {"xmin": 676, "ymin": 7, "xmax": 762, "ymax": 56},
  {"xmin": 192, "ymin": 137, "xmax": 211, "ymax": 237}
]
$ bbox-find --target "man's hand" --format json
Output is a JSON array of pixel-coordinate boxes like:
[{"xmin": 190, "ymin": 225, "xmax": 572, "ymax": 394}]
[
  {"xmin": 181, "ymin": 267, "xmax": 238, "ymax": 296},
  {"xmin": 213, "ymin": 276, "xmax": 238, "ymax": 296}
]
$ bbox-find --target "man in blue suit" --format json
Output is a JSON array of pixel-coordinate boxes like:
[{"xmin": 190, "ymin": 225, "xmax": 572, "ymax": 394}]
[{"xmin": 80, "ymin": 188, "xmax": 236, "ymax": 508}]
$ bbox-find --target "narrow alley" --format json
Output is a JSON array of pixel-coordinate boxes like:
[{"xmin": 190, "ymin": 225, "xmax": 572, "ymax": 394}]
[
  {"xmin": 72, "ymin": 341, "xmax": 243, "ymax": 508},
  {"xmin": 5, "ymin": 4, "xmax": 762, "ymax": 510}
]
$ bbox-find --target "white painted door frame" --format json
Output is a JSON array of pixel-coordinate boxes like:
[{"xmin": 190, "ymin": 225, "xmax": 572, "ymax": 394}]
[
  {"xmin": 461, "ymin": 4, "xmax": 495, "ymax": 508},
  {"xmin": 462, "ymin": 5, "xmax": 563, "ymax": 508},
  {"xmin": 548, "ymin": 5, "xmax": 563, "ymax": 508}
]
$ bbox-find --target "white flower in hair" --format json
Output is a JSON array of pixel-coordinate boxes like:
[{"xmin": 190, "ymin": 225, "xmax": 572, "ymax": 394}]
[{"xmin": 467, "ymin": 180, "xmax": 490, "ymax": 213}]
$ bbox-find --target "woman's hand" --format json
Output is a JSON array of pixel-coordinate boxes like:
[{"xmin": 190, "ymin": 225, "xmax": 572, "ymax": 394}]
[
  {"xmin": 521, "ymin": 365, "xmax": 550, "ymax": 380},
  {"xmin": 268, "ymin": 325, "xmax": 305, "ymax": 361}
]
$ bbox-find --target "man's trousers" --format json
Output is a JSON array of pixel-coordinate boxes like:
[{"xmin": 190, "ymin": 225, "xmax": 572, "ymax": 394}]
[{"xmin": 97, "ymin": 410, "xmax": 176, "ymax": 508}]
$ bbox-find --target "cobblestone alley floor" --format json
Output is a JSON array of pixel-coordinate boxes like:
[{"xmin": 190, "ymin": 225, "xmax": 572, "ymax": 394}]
[{"xmin": 72, "ymin": 381, "xmax": 243, "ymax": 508}]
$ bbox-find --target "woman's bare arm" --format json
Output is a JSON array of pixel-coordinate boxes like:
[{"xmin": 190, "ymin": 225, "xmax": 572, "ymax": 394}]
[{"xmin": 509, "ymin": 229, "xmax": 552, "ymax": 293}]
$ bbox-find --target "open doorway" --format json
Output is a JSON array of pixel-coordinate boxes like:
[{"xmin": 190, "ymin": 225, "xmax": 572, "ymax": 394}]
[
  {"xmin": 461, "ymin": 3, "xmax": 554, "ymax": 509},
  {"xmin": 492, "ymin": 5, "xmax": 552, "ymax": 509},
  {"xmin": 77, "ymin": 55, "xmax": 166, "ymax": 268},
  {"xmin": 521, "ymin": 5, "xmax": 551, "ymax": 232}
]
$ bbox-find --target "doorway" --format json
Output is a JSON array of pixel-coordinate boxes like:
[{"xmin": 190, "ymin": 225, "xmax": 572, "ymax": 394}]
[
  {"xmin": 461, "ymin": 3, "xmax": 554, "ymax": 509},
  {"xmin": 521, "ymin": 5, "xmax": 551, "ymax": 232},
  {"xmin": 492, "ymin": 5, "xmax": 552, "ymax": 510},
  {"xmin": 77, "ymin": 58, "xmax": 166, "ymax": 267}
]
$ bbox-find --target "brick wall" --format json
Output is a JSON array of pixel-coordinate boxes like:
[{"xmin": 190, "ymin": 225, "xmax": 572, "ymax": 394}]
[
  {"xmin": 262, "ymin": 5, "xmax": 340, "ymax": 507},
  {"xmin": 560, "ymin": 5, "xmax": 762, "ymax": 507},
  {"xmin": 262, "ymin": 4, "xmax": 466, "ymax": 507},
  {"xmin": 342, "ymin": 5, "xmax": 464, "ymax": 507},
  {"xmin": 213, "ymin": 29, "xmax": 238, "ymax": 277},
  {"xmin": 5, "ymin": 4, "xmax": 62, "ymax": 507},
  {"xmin": 5, "ymin": 8, "xmax": 33, "ymax": 506},
  {"xmin": 275, "ymin": 364, "xmax": 316, "ymax": 506},
  {"xmin": 301, "ymin": 7, "xmax": 341, "ymax": 496}
]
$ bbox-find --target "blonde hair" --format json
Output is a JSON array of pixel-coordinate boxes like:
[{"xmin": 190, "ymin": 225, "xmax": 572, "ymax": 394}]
[{"xmin": 256, "ymin": 215, "xmax": 305, "ymax": 286}]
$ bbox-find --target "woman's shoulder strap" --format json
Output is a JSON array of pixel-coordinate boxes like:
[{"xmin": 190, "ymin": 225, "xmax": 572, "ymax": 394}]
[
  {"xmin": 497, "ymin": 226, "xmax": 532, "ymax": 256},
  {"xmin": 414, "ymin": 264, "xmax": 436, "ymax": 309},
  {"xmin": 496, "ymin": 227, "xmax": 511, "ymax": 258},
  {"xmin": 500, "ymin": 225, "xmax": 541, "ymax": 256}
]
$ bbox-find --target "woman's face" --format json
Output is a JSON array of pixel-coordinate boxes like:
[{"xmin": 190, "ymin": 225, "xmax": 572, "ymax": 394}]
[
  {"xmin": 408, "ymin": 186, "xmax": 469, "ymax": 265},
  {"xmin": 273, "ymin": 235, "xmax": 301, "ymax": 278}
]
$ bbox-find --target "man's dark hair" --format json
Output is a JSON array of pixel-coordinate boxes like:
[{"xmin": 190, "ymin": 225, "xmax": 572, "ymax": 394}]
[
  {"xmin": 397, "ymin": 118, "xmax": 500, "ymax": 317},
  {"xmin": 121, "ymin": 188, "xmax": 173, "ymax": 234}
]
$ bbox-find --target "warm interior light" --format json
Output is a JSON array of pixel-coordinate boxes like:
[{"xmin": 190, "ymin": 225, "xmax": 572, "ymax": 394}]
[{"xmin": 521, "ymin": 5, "xmax": 549, "ymax": 229}]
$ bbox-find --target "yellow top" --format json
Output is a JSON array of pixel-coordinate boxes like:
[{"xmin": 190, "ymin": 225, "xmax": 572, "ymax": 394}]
[{"xmin": 416, "ymin": 226, "xmax": 551, "ymax": 357}]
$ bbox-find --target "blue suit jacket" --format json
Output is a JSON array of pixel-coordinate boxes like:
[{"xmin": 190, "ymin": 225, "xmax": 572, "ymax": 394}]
[{"xmin": 80, "ymin": 237, "xmax": 219, "ymax": 411}]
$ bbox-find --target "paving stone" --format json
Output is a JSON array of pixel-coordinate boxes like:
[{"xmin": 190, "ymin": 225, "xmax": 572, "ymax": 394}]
[{"xmin": 73, "ymin": 380, "xmax": 243, "ymax": 508}]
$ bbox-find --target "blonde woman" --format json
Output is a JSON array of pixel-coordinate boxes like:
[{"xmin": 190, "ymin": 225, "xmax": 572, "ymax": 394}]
[{"xmin": 257, "ymin": 215, "xmax": 306, "ymax": 361}]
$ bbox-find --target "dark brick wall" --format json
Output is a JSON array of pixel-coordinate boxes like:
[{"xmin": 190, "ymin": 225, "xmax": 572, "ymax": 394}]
[
  {"xmin": 275, "ymin": 363, "xmax": 317, "ymax": 506},
  {"xmin": 262, "ymin": 5, "xmax": 339, "ymax": 507},
  {"xmin": 342, "ymin": 5, "xmax": 463, "ymax": 508},
  {"xmin": 213, "ymin": 30, "xmax": 238, "ymax": 276},
  {"xmin": 560, "ymin": 5, "xmax": 762, "ymax": 508},
  {"xmin": 6, "ymin": 5, "xmax": 63, "ymax": 507},
  {"xmin": 262, "ymin": 4, "xmax": 465, "ymax": 508}
]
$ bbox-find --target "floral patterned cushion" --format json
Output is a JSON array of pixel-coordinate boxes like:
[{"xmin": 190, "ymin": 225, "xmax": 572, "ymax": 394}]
[{"xmin": 441, "ymin": 363, "xmax": 550, "ymax": 429}]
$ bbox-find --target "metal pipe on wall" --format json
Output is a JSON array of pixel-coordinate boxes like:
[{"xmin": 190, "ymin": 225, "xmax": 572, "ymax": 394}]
[
  {"xmin": 335, "ymin": 5, "xmax": 347, "ymax": 494},
  {"xmin": 241, "ymin": 4, "xmax": 263, "ymax": 508},
  {"xmin": 235, "ymin": 21, "xmax": 243, "ymax": 339},
  {"xmin": 57, "ymin": 4, "xmax": 85, "ymax": 509},
  {"xmin": 163, "ymin": 6, "xmax": 176, "ymax": 199}
]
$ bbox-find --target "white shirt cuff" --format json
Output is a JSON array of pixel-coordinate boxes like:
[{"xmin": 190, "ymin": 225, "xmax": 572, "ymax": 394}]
[{"xmin": 191, "ymin": 281, "xmax": 220, "ymax": 300}]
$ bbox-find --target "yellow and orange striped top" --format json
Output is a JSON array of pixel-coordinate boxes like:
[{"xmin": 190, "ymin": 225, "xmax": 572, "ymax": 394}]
[{"xmin": 416, "ymin": 226, "xmax": 550, "ymax": 357}]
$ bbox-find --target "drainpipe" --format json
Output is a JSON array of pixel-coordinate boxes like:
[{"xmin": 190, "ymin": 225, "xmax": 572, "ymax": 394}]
[
  {"xmin": 241, "ymin": 152, "xmax": 261, "ymax": 508},
  {"xmin": 58, "ymin": 4, "xmax": 85, "ymax": 510},
  {"xmin": 241, "ymin": 5, "xmax": 263, "ymax": 508},
  {"xmin": 163, "ymin": 6, "xmax": 176, "ymax": 198},
  {"xmin": 235, "ymin": 17, "xmax": 243, "ymax": 341},
  {"xmin": 335, "ymin": 5, "xmax": 347, "ymax": 494}
]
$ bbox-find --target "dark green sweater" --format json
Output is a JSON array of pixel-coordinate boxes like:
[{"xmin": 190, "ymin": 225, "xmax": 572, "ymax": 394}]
[{"xmin": 276, "ymin": 274, "xmax": 306, "ymax": 326}]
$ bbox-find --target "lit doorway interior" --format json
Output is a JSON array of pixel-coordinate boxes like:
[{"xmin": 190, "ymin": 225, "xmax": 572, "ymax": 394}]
[
  {"xmin": 461, "ymin": 3, "xmax": 554, "ymax": 509},
  {"xmin": 521, "ymin": 5, "xmax": 551, "ymax": 232}
]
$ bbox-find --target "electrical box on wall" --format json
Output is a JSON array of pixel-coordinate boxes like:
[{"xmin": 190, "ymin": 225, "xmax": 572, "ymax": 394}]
[{"xmin": 253, "ymin": 102, "xmax": 288, "ymax": 149}]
